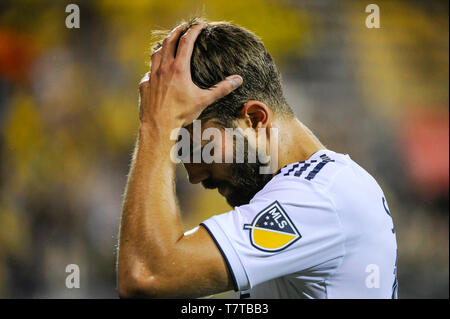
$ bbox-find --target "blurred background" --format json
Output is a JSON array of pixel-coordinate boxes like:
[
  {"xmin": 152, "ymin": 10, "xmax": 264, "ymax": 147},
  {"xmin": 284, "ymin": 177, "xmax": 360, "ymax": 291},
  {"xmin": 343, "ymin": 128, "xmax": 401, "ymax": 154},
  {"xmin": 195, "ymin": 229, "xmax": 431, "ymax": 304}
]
[{"xmin": 0, "ymin": 0, "xmax": 448, "ymax": 298}]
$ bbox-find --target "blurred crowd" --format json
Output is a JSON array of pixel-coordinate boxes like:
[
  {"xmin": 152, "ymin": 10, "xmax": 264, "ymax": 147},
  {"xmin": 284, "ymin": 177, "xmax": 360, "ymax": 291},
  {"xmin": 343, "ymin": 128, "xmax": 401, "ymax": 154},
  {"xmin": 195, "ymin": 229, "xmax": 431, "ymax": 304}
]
[{"xmin": 0, "ymin": 0, "xmax": 448, "ymax": 298}]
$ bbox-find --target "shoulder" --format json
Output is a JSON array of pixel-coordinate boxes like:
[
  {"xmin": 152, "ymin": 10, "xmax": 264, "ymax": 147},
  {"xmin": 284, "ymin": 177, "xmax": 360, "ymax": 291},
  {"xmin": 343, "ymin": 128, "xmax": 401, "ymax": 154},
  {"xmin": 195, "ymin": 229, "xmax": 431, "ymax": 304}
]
[{"xmin": 253, "ymin": 150, "xmax": 352, "ymax": 206}]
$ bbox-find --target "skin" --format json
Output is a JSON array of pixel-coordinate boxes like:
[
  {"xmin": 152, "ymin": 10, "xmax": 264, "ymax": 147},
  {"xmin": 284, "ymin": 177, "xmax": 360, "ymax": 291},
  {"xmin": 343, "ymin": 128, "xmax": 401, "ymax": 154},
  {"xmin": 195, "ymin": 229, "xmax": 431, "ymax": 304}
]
[{"xmin": 117, "ymin": 22, "xmax": 326, "ymax": 298}]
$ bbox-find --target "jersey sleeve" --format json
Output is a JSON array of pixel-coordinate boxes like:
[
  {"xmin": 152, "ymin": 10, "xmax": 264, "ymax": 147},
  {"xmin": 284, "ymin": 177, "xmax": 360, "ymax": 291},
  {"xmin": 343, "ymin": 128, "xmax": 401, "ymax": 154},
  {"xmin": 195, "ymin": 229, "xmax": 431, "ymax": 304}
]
[{"xmin": 200, "ymin": 176, "xmax": 346, "ymax": 291}]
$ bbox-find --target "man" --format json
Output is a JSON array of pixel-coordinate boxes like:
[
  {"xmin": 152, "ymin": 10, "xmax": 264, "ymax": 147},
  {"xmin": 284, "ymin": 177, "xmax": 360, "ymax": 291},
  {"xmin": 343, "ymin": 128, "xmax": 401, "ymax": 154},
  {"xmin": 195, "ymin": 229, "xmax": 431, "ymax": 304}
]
[{"xmin": 117, "ymin": 18, "xmax": 398, "ymax": 299}]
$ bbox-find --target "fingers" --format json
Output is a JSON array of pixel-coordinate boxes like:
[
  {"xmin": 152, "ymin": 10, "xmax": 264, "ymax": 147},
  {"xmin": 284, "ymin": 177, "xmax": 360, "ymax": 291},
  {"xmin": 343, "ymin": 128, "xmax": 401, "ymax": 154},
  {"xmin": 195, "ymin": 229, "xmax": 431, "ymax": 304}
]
[
  {"xmin": 201, "ymin": 75, "xmax": 243, "ymax": 107},
  {"xmin": 160, "ymin": 23, "xmax": 186, "ymax": 66},
  {"xmin": 139, "ymin": 72, "xmax": 151, "ymax": 121},
  {"xmin": 152, "ymin": 22, "xmax": 203, "ymax": 76},
  {"xmin": 175, "ymin": 23, "xmax": 204, "ymax": 68},
  {"xmin": 150, "ymin": 47, "xmax": 162, "ymax": 74}
]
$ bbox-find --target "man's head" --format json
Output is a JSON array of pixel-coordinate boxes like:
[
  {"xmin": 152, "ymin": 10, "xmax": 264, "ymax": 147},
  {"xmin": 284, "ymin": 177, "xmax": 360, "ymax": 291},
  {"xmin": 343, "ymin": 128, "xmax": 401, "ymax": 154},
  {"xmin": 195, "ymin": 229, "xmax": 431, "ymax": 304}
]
[{"xmin": 152, "ymin": 18, "xmax": 294, "ymax": 206}]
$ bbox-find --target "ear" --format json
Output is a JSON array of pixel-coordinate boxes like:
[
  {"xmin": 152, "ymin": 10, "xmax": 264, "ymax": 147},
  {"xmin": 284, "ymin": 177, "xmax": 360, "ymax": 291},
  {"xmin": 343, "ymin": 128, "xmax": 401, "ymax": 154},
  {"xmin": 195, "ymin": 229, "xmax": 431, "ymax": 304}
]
[{"xmin": 240, "ymin": 100, "xmax": 271, "ymax": 129}]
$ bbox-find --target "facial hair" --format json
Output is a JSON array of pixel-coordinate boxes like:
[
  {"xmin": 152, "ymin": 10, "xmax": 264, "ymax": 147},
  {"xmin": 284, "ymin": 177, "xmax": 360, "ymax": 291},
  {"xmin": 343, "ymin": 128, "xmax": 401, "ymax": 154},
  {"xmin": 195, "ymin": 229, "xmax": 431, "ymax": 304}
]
[{"xmin": 202, "ymin": 136, "xmax": 273, "ymax": 207}]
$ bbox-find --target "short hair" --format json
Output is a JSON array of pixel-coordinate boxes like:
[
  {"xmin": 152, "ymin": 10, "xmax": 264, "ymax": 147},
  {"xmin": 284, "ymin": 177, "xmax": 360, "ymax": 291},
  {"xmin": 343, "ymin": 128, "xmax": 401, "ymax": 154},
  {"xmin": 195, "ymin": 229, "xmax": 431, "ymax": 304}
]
[{"xmin": 152, "ymin": 17, "xmax": 293, "ymax": 127}]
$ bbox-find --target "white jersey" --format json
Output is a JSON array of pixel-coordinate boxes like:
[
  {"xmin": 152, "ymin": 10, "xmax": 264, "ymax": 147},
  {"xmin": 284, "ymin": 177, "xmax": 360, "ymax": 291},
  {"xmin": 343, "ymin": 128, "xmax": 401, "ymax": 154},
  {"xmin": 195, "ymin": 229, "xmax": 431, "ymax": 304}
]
[{"xmin": 201, "ymin": 150, "xmax": 398, "ymax": 299}]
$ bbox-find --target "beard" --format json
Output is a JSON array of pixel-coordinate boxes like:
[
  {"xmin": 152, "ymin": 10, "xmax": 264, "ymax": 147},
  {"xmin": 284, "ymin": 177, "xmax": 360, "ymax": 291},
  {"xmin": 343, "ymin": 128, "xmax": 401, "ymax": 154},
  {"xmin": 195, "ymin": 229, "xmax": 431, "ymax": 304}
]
[{"xmin": 201, "ymin": 136, "xmax": 273, "ymax": 207}]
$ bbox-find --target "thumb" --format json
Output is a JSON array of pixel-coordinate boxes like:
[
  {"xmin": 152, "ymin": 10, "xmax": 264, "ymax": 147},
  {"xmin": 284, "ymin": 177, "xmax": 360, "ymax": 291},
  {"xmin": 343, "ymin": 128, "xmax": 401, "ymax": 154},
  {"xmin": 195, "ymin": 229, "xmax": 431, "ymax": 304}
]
[{"xmin": 202, "ymin": 75, "xmax": 243, "ymax": 106}]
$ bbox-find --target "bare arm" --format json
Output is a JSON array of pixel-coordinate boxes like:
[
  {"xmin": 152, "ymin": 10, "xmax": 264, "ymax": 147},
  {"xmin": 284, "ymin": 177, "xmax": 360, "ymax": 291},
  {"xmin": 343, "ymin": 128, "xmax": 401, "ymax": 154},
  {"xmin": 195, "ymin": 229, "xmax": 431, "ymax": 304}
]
[{"xmin": 117, "ymin": 23, "xmax": 242, "ymax": 298}]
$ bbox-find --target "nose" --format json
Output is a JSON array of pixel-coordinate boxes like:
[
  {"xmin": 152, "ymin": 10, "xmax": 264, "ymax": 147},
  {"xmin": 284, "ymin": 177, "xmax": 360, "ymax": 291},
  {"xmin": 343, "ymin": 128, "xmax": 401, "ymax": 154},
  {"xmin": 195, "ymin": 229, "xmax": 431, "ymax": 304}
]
[{"xmin": 184, "ymin": 163, "xmax": 210, "ymax": 184}]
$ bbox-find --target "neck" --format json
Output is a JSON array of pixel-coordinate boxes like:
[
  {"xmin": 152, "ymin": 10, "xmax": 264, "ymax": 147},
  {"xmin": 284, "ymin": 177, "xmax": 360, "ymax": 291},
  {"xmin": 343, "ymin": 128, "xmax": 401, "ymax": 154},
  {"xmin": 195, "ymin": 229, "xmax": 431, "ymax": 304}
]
[{"xmin": 271, "ymin": 117, "xmax": 326, "ymax": 174}]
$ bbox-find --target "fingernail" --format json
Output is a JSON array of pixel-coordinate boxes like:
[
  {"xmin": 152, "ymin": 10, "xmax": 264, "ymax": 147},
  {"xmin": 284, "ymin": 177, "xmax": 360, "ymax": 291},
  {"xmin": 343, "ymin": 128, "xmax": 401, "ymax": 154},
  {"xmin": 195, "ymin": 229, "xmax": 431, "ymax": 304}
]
[
  {"xmin": 140, "ymin": 72, "xmax": 150, "ymax": 84},
  {"xmin": 227, "ymin": 75, "xmax": 243, "ymax": 90}
]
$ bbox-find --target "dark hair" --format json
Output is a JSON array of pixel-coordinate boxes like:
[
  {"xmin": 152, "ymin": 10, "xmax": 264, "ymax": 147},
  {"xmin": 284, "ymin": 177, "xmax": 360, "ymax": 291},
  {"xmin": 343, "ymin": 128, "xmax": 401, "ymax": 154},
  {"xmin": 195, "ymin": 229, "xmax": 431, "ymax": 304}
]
[{"xmin": 152, "ymin": 17, "xmax": 293, "ymax": 127}]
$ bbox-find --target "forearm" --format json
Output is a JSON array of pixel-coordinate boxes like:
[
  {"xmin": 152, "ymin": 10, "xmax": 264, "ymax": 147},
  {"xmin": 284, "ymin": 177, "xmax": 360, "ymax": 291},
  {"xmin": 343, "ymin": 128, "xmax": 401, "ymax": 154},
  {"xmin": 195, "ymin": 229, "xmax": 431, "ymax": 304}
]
[
  {"xmin": 116, "ymin": 22, "xmax": 241, "ymax": 298},
  {"xmin": 117, "ymin": 123, "xmax": 183, "ymax": 294}
]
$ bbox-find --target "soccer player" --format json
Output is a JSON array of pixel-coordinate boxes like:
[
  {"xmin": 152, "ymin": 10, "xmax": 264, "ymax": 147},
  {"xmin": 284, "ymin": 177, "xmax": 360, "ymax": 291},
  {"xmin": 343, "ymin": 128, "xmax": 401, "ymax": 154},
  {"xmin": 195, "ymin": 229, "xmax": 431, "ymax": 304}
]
[{"xmin": 117, "ymin": 19, "xmax": 398, "ymax": 299}]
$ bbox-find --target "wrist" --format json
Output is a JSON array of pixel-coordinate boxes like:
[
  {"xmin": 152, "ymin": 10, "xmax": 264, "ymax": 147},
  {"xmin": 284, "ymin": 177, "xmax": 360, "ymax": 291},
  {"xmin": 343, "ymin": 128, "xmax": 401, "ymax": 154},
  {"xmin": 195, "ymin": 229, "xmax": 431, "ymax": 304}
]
[
  {"xmin": 138, "ymin": 121, "xmax": 179, "ymax": 152},
  {"xmin": 140, "ymin": 116, "xmax": 183, "ymax": 133},
  {"xmin": 140, "ymin": 120, "xmax": 171, "ymax": 137}
]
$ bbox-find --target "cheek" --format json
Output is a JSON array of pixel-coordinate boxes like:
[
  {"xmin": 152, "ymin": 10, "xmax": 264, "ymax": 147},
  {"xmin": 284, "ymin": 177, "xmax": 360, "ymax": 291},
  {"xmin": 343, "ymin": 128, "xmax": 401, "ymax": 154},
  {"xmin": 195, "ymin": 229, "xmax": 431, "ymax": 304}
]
[
  {"xmin": 220, "ymin": 134, "xmax": 227, "ymax": 162},
  {"xmin": 207, "ymin": 133, "xmax": 230, "ymax": 163},
  {"xmin": 221, "ymin": 134, "xmax": 235, "ymax": 163}
]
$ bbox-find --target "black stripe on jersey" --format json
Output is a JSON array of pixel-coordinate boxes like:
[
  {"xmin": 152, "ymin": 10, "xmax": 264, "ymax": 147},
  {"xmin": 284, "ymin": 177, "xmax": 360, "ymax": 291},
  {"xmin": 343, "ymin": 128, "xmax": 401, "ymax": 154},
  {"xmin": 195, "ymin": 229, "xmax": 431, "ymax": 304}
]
[
  {"xmin": 305, "ymin": 154, "xmax": 335, "ymax": 180},
  {"xmin": 276, "ymin": 153, "xmax": 335, "ymax": 180},
  {"xmin": 293, "ymin": 162, "xmax": 311, "ymax": 177},
  {"xmin": 283, "ymin": 162, "xmax": 301, "ymax": 176}
]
